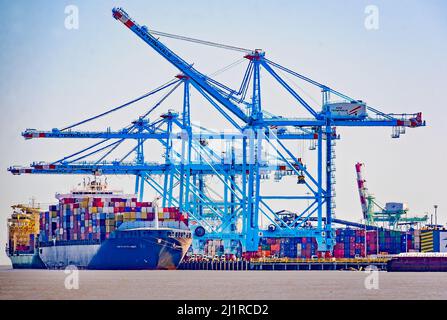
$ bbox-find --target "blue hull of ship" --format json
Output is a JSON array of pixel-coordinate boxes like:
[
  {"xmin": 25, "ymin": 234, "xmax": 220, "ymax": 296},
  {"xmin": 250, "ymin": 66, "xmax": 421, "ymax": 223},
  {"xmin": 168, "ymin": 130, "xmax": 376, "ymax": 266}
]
[
  {"xmin": 37, "ymin": 228, "xmax": 192, "ymax": 270},
  {"xmin": 89, "ymin": 230, "xmax": 190, "ymax": 270}
]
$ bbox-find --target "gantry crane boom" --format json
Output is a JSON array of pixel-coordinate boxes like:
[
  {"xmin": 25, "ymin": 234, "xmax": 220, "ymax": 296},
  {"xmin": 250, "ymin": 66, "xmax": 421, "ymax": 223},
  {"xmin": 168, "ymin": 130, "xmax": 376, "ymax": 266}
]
[{"xmin": 112, "ymin": 8, "xmax": 248, "ymax": 124}]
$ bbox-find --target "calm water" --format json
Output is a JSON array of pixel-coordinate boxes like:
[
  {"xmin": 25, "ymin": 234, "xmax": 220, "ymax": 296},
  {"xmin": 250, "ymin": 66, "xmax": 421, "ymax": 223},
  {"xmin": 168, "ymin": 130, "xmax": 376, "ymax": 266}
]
[{"xmin": 0, "ymin": 266, "xmax": 446, "ymax": 300}]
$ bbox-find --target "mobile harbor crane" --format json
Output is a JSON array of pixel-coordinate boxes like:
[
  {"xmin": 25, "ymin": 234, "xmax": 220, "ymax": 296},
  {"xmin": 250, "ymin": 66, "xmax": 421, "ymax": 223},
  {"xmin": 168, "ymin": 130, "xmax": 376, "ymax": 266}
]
[
  {"xmin": 355, "ymin": 162, "xmax": 428, "ymax": 229},
  {"xmin": 8, "ymin": 8, "xmax": 425, "ymax": 255}
]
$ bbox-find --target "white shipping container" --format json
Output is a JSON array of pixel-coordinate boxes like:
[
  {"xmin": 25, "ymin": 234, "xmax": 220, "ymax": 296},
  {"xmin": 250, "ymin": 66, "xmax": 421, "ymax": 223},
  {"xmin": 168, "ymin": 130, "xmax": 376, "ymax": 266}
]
[{"xmin": 323, "ymin": 102, "xmax": 367, "ymax": 119}]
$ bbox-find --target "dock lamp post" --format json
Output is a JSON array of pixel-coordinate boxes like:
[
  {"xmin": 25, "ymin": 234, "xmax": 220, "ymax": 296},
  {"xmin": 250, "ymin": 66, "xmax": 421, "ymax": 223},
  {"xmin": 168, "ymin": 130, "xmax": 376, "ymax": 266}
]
[{"xmin": 434, "ymin": 205, "xmax": 438, "ymax": 229}]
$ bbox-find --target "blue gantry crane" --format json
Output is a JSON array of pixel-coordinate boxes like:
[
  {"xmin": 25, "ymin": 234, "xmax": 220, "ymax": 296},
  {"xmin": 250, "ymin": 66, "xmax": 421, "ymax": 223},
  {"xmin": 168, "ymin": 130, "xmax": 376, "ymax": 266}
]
[{"xmin": 8, "ymin": 7, "xmax": 425, "ymax": 256}]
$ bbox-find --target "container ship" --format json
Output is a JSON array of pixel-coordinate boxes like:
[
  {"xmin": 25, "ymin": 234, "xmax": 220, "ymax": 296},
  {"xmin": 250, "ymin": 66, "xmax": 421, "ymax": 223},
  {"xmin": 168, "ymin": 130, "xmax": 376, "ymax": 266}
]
[
  {"xmin": 7, "ymin": 180, "xmax": 192, "ymax": 270},
  {"xmin": 6, "ymin": 204, "xmax": 46, "ymax": 269}
]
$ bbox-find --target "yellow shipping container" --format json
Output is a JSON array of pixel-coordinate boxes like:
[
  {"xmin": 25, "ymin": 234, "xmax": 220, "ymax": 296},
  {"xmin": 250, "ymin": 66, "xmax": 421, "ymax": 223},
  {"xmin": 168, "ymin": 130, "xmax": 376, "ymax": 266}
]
[
  {"xmin": 91, "ymin": 207, "xmax": 98, "ymax": 213},
  {"xmin": 141, "ymin": 212, "xmax": 147, "ymax": 220},
  {"xmin": 130, "ymin": 212, "xmax": 136, "ymax": 220}
]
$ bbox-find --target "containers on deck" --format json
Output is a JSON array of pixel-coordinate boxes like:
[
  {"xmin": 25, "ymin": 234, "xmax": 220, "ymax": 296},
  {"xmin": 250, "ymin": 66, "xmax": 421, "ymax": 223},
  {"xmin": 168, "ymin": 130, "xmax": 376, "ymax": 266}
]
[
  {"xmin": 39, "ymin": 193, "xmax": 188, "ymax": 244},
  {"xmin": 7, "ymin": 206, "xmax": 40, "ymax": 255}
]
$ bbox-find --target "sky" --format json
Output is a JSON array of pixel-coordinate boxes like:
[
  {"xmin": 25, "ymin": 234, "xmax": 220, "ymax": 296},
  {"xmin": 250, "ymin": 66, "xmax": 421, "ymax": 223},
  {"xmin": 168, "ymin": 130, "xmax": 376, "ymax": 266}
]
[{"xmin": 0, "ymin": 0, "xmax": 446, "ymax": 265}]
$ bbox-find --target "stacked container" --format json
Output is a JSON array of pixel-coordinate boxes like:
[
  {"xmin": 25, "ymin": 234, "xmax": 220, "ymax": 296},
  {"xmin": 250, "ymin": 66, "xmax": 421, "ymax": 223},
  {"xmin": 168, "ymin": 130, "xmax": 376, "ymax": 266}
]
[
  {"xmin": 158, "ymin": 207, "xmax": 189, "ymax": 229},
  {"xmin": 366, "ymin": 231, "xmax": 378, "ymax": 255},
  {"xmin": 39, "ymin": 195, "xmax": 158, "ymax": 244},
  {"xmin": 38, "ymin": 192, "xmax": 192, "ymax": 245},
  {"xmin": 377, "ymin": 229, "xmax": 407, "ymax": 254},
  {"xmin": 259, "ymin": 237, "xmax": 319, "ymax": 259},
  {"xmin": 412, "ymin": 229, "xmax": 421, "ymax": 251},
  {"xmin": 333, "ymin": 229, "xmax": 365, "ymax": 258},
  {"xmin": 7, "ymin": 208, "xmax": 40, "ymax": 254},
  {"xmin": 204, "ymin": 239, "xmax": 224, "ymax": 257}
]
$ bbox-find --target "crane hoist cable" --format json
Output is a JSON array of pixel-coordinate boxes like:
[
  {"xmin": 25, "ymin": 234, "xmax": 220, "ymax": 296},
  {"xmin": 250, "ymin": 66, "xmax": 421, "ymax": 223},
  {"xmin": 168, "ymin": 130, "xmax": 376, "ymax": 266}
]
[
  {"xmin": 275, "ymin": 65, "xmax": 320, "ymax": 107},
  {"xmin": 60, "ymin": 78, "xmax": 181, "ymax": 132},
  {"xmin": 95, "ymin": 137, "xmax": 128, "ymax": 164},
  {"xmin": 68, "ymin": 137, "xmax": 128, "ymax": 164},
  {"xmin": 149, "ymin": 29, "xmax": 253, "ymax": 54},
  {"xmin": 60, "ymin": 58, "xmax": 247, "ymax": 134},
  {"xmin": 52, "ymin": 124, "xmax": 137, "ymax": 164},
  {"xmin": 140, "ymin": 81, "xmax": 183, "ymax": 119},
  {"xmin": 207, "ymin": 58, "xmax": 246, "ymax": 78}
]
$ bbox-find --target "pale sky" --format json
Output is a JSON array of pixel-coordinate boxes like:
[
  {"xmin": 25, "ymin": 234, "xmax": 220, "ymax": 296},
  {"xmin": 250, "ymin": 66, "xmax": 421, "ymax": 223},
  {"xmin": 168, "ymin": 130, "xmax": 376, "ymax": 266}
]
[{"xmin": 1, "ymin": 0, "xmax": 446, "ymax": 265}]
